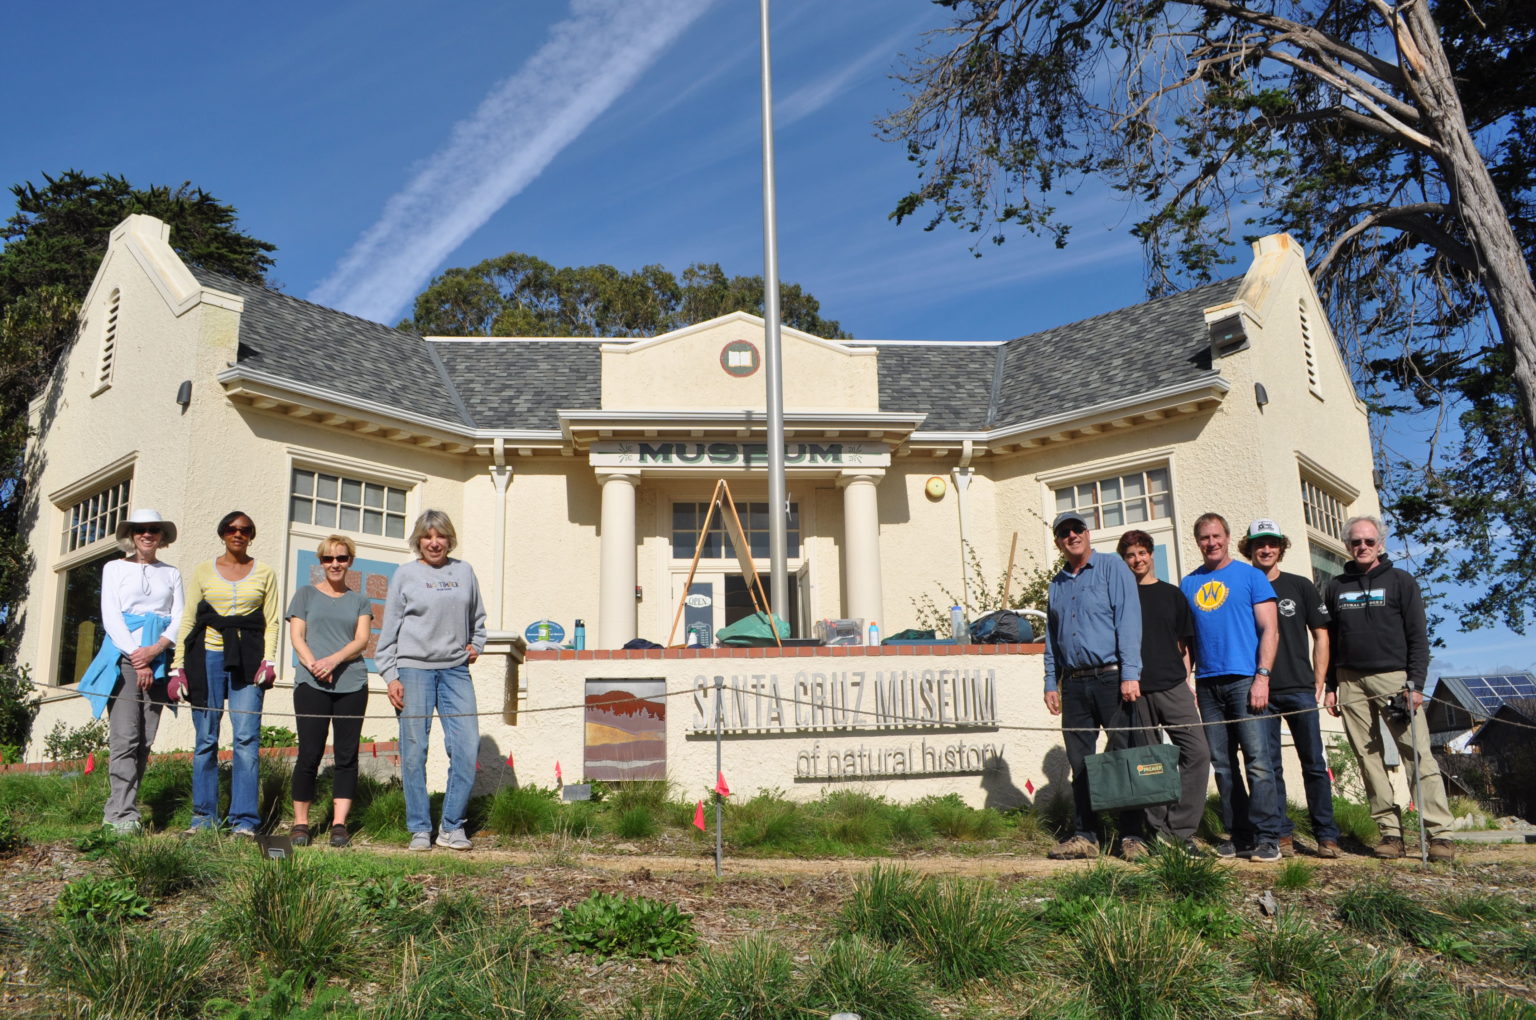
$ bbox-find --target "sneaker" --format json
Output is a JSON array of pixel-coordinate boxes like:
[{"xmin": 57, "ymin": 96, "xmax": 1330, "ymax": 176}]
[
  {"xmin": 1251, "ymin": 842, "xmax": 1282, "ymax": 862},
  {"xmin": 1315, "ymin": 840, "xmax": 1341, "ymax": 859},
  {"xmin": 1277, "ymin": 836, "xmax": 1295, "ymax": 858},
  {"xmin": 108, "ymin": 820, "xmax": 143, "ymax": 836},
  {"xmin": 434, "ymin": 828, "xmax": 471, "ymax": 852},
  {"xmin": 329, "ymin": 824, "xmax": 350, "ymax": 848},
  {"xmin": 1427, "ymin": 838, "xmax": 1455, "ymax": 863},
  {"xmin": 1119, "ymin": 837, "xmax": 1150, "ymax": 861},
  {"xmin": 232, "ymin": 828, "xmax": 256, "ymax": 840},
  {"xmin": 1215, "ymin": 840, "xmax": 1238, "ymax": 859},
  {"xmin": 1048, "ymin": 836, "xmax": 1099, "ymax": 860},
  {"xmin": 289, "ymin": 824, "xmax": 311, "ymax": 847},
  {"xmin": 1374, "ymin": 836, "xmax": 1405, "ymax": 859},
  {"xmin": 408, "ymin": 831, "xmax": 432, "ymax": 852}
]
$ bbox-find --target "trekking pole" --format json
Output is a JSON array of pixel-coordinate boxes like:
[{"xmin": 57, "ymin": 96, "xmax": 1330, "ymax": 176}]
[{"xmin": 1407, "ymin": 686, "xmax": 1428, "ymax": 867}]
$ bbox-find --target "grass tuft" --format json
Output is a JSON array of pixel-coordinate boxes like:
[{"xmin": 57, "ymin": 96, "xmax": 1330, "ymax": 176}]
[
  {"xmin": 801, "ymin": 936, "xmax": 938, "ymax": 1020},
  {"xmin": 1138, "ymin": 838, "xmax": 1233, "ymax": 901},
  {"xmin": 635, "ymin": 935, "xmax": 801, "ymax": 1020},
  {"xmin": 222, "ymin": 857, "xmax": 365, "ymax": 981},
  {"xmin": 1335, "ymin": 879, "xmax": 1453, "ymax": 947},
  {"xmin": 726, "ymin": 790, "xmax": 807, "ymax": 851},
  {"xmin": 41, "ymin": 923, "xmax": 212, "ymax": 1018},
  {"xmin": 107, "ymin": 834, "xmax": 221, "ymax": 898},
  {"xmin": 1243, "ymin": 909, "xmax": 1346, "ymax": 986},
  {"xmin": 487, "ymin": 784, "xmax": 560, "ymax": 836},
  {"xmin": 1071, "ymin": 901, "xmax": 1252, "ymax": 1017},
  {"xmin": 1275, "ymin": 858, "xmax": 1316, "ymax": 890},
  {"xmin": 615, "ymin": 805, "xmax": 659, "ymax": 840},
  {"xmin": 374, "ymin": 923, "xmax": 574, "ymax": 1020}
]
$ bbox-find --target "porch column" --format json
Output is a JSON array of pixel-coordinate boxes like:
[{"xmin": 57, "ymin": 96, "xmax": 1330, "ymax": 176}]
[
  {"xmin": 597, "ymin": 470, "xmax": 639, "ymax": 648},
  {"xmin": 838, "ymin": 470, "xmax": 885, "ymax": 627}
]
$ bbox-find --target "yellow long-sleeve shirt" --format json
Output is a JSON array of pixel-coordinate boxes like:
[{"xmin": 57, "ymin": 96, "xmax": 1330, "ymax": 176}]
[{"xmin": 173, "ymin": 559, "xmax": 281, "ymax": 668}]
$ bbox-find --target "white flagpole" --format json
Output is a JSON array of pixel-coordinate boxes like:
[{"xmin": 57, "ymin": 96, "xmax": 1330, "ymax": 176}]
[{"xmin": 758, "ymin": 0, "xmax": 789, "ymax": 627}]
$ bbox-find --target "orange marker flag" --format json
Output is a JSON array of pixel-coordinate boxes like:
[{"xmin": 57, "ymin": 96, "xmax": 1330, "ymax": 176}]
[
  {"xmin": 693, "ymin": 800, "xmax": 706, "ymax": 830},
  {"xmin": 505, "ymin": 752, "xmax": 515, "ymax": 768},
  {"xmin": 555, "ymin": 760, "xmax": 563, "ymax": 784},
  {"xmin": 714, "ymin": 771, "xmax": 731, "ymax": 797},
  {"xmin": 84, "ymin": 752, "xmax": 95, "ymax": 775},
  {"xmin": 1024, "ymin": 778, "xmax": 1035, "ymax": 795}
]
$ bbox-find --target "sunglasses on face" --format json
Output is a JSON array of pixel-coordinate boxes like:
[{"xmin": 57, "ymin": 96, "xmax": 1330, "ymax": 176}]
[
  {"xmin": 222, "ymin": 525, "xmax": 255, "ymax": 537},
  {"xmin": 131, "ymin": 526, "xmax": 161, "ymax": 536},
  {"xmin": 320, "ymin": 554, "xmax": 352, "ymax": 564},
  {"xmin": 1055, "ymin": 524, "xmax": 1086, "ymax": 539},
  {"xmin": 1348, "ymin": 536, "xmax": 1378, "ymax": 548}
]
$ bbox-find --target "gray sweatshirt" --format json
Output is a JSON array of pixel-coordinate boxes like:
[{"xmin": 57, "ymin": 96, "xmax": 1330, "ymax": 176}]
[{"xmin": 374, "ymin": 558, "xmax": 488, "ymax": 682}]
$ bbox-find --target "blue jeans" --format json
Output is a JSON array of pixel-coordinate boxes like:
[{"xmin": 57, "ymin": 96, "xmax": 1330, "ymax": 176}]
[
  {"xmin": 190, "ymin": 649, "xmax": 266, "ymax": 831},
  {"xmin": 397, "ymin": 665, "xmax": 480, "ymax": 835},
  {"xmin": 1197, "ymin": 674, "xmax": 1284, "ymax": 845},
  {"xmin": 1263, "ymin": 687, "xmax": 1339, "ymax": 842}
]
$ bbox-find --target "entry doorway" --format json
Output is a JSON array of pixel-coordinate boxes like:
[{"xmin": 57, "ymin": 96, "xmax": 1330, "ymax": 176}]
[{"xmin": 672, "ymin": 571, "xmax": 803, "ymax": 644}]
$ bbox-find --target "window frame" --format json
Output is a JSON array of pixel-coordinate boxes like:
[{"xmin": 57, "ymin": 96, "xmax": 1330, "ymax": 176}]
[{"xmin": 285, "ymin": 448, "xmax": 424, "ymax": 545}]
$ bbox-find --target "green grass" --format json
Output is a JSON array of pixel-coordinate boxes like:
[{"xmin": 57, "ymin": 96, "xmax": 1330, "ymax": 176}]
[
  {"xmin": 1275, "ymin": 858, "xmax": 1317, "ymax": 890},
  {"xmin": 220, "ymin": 857, "xmax": 366, "ymax": 982},
  {"xmin": 1335, "ymin": 880, "xmax": 1454, "ymax": 947},
  {"xmin": 631, "ymin": 935, "xmax": 801, "ymax": 1020},
  {"xmin": 372, "ymin": 922, "xmax": 575, "ymax": 1020},
  {"xmin": 1138, "ymin": 838, "xmax": 1233, "ymax": 901},
  {"xmin": 40, "ymin": 923, "xmax": 213, "ymax": 1019},
  {"xmin": 1244, "ymin": 909, "xmax": 1347, "ymax": 986},
  {"xmin": 800, "ymin": 936, "xmax": 939, "ymax": 1020},
  {"xmin": 487, "ymin": 783, "xmax": 560, "ymax": 836},
  {"xmin": 1331, "ymin": 798, "xmax": 1381, "ymax": 846},
  {"xmin": 1070, "ymin": 901, "xmax": 1253, "ymax": 1017},
  {"xmin": 107, "ymin": 834, "xmax": 222, "ymax": 897},
  {"xmin": 615, "ymin": 805, "xmax": 660, "ymax": 839}
]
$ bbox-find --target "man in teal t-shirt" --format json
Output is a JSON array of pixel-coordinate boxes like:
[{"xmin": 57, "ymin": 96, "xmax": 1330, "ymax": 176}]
[{"xmin": 1180, "ymin": 512, "xmax": 1282, "ymax": 861}]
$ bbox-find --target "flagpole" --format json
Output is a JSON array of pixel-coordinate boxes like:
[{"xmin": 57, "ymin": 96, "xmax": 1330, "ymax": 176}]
[{"xmin": 758, "ymin": 0, "xmax": 789, "ymax": 626}]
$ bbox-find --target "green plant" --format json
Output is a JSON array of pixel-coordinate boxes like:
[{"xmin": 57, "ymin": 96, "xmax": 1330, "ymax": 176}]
[
  {"xmin": 42, "ymin": 717, "xmax": 109, "ymax": 762},
  {"xmin": 727, "ymin": 789, "xmax": 807, "ymax": 851},
  {"xmin": 616, "ymin": 805, "xmax": 659, "ymax": 839},
  {"xmin": 139, "ymin": 756, "xmax": 194, "ymax": 831},
  {"xmin": 801, "ymin": 936, "xmax": 938, "ymax": 1020},
  {"xmin": 608, "ymin": 778, "xmax": 670, "ymax": 810},
  {"xmin": 108, "ymin": 835, "xmax": 220, "ymax": 897},
  {"xmin": 74, "ymin": 824, "xmax": 122, "ymax": 859},
  {"xmin": 634, "ymin": 935, "xmax": 802, "ymax": 1020},
  {"xmin": 373, "ymin": 925, "xmax": 574, "ymax": 1020},
  {"xmin": 222, "ymin": 858, "xmax": 364, "ymax": 981},
  {"xmin": 1440, "ymin": 891, "xmax": 1526, "ymax": 924},
  {"xmin": 1138, "ymin": 838, "xmax": 1233, "ymax": 901},
  {"xmin": 1327, "ymin": 737, "xmax": 1368, "ymax": 803},
  {"xmin": 1303, "ymin": 948, "xmax": 1465, "ymax": 1019},
  {"xmin": 818, "ymin": 789, "xmax": 895, "ymax": 849},
  {"xmin": 1275, "ymin": 858, "xmax": 1316, "ymax": 891},
  {"xmin": 1165, "ymin": 898, "xmax": 1246, "ymax": 939},
  {"xmin": 354, "ymin": 875, "xmax": 425, "ymax": 911},
  {"xmin": 915, "ymin": 792, "xmax": 1003, "ymax": 839},
  {"xmin": 842, "ymin": 865, "xmax": 927, "ymax": 945},
  {"xmin": 54, "ymin": 875, "xmax": 151, "ymax": 926},
  {"xmin": 1070, "ymin": 901, "xmax": 1252, "ymax": 1018},
  {"xmin": 0, "ymin": 814, "xmax": 25, "ymax": 855},
  {"xmin": 487, "ymin": 783, "xmax": 560, "ymax": 836},
  {"xmin": 41, "ymin": 924, "xmax": 212, "ymax": 1018},
  {"xmin": 356, "ymin": 784, "xmax": 409, "ymax": 842},
  {"xmin": 556, "ymin": 799, "xmax": 600, "ymax": 838},
  {"xmin": 908, "ymin": 540, "xmax": 1058, "ymax": 638},
  {"xmin": 1243, "ymin": 909, "xmax": 1346, "ymax": 986},
  {"xmin": 259, "ymin": 725, "xmax": 299, "ymax": 748},
  {"xmin": 1331, "ymin": 798, "xmax": 1382, "ymax": 845},
  {"xmin": 1335, "ymin": 880, "xmax": 1454, "ymax": 948},
  {"xmin": 553, "ymin": 890, "xmax": 698, "ymax": 960},
  {"xmin": 0, "ymin": 663, "xmax": 40, "ymax": 759},
  {"xmin": 207, "ymin": 970, "xmax": 359, "ymax": 1020}
]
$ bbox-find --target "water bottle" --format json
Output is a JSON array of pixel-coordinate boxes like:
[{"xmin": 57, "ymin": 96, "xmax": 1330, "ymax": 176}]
[
  {"xmin": 950, "ymin": 605, "xmax": 965, "ymax": 642},
  {"xmin": 573, "ymin": 619, "xmax": 586, "ymax": 651},
  {"xmin": 868, "ymin": 621, "xmax": 880, "ymax": 646}
]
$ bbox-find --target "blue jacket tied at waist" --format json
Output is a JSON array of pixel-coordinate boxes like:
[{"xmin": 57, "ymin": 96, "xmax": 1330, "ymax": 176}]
[{"xmin": 78, "ymin": 612, "xmax": 172, "ymax": 718}]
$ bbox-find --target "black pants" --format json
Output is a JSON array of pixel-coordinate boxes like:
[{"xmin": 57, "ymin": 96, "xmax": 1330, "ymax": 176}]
[
  {"xmin": 1062, "ymin": 668, "xmax": 1147, "ymax": 843},
  {"xmin": 292, "ymin": 685, "xmax": 369, "ymax": 802}
]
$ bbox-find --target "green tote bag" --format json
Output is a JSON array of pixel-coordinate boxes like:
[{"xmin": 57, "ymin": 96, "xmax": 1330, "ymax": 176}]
[{"xmin": 1084, "ymin": 700, "xmax": 1182, "ymax": 812}]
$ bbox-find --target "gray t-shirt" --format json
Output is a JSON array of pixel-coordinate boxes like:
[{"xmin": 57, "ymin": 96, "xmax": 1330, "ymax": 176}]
[{"xmin": 285, "ymin": 585, "xmax": 374, "ymax": 693}]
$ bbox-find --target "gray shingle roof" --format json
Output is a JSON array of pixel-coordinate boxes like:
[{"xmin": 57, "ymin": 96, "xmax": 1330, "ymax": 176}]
[
  {"xmin": 431, "ymin": 340, "xmax": 602, "ymax": 431},
  {"xmin": 199, "ymin": 270, "xmax": 1239, "ymax": 435},
  {"xmin": 193, "ymin": 269, "xmax": 470, "ymax": 429}
]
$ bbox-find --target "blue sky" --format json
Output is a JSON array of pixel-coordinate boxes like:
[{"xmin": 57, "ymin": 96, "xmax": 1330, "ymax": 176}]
[{"xmin": 4, "ymin": 0, "xmax": 1526, "ymax": 674}]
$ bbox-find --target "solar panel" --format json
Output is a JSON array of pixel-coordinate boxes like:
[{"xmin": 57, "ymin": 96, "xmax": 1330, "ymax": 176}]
[{"xmin": 1456, "ymin": 673, "xmax": 1536, "ymax": 714}]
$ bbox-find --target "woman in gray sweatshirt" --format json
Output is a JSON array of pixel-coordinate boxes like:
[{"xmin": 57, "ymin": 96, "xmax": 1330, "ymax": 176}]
[{"xmin": 375, "ymin": 509, "xmax": 486, "ymax": 851}]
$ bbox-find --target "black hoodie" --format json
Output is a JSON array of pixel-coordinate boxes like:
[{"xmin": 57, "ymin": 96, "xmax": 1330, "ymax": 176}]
[{"xmin": 1323, "ymin": 555, "xmax": 1429, "ymax": 691}]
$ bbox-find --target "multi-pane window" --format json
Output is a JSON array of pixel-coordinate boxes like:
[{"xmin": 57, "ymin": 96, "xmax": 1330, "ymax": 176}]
[
  {"xmin": 1301, "ymin": 476, "xmax": 1347, "ymax": 542},
  {"xmin": 672, "ymin": 502, "xmax": 800, "ymax": 559},
  {"xmin": 1310, "ymin": 547, "xmax": 1347, "ymax": 588},
  {"xmin": 65, "ymin": 478, "xmax": 131, "ymax": 552},
  {"xmin": 290, "ymin": 468, "xmax": 407, "ymax": 539},
  {"xmin": 1054, "ymin": 467, "xmax": 1171, "ymax": 529}
]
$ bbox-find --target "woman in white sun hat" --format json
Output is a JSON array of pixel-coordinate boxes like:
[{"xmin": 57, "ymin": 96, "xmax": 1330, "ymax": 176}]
[{"xmin": 78, "ymin": 508, "xmax": 185, "ymax": 833}]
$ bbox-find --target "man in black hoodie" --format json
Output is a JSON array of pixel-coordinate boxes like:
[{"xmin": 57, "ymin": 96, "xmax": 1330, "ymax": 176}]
[{"xmin": 1323, "ymin": 515, "xmax": 1454, "ymax": 862}]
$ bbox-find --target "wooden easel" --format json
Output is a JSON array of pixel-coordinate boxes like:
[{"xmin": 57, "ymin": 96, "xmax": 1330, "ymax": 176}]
[{"xmin": 666, "ymin": 479, "xmax": 781, "ymax": 647}]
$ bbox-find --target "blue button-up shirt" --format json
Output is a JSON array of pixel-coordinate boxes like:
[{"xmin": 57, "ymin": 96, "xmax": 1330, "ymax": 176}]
[{"xmin": 1042, "ymin": 550, "xmax": 1142, "ymax": 692}]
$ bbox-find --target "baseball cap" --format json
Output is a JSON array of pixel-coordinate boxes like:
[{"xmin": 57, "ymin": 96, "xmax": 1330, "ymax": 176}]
[
  {"xmin": 1052, "ymin": 510, "xmax": 1089, "ymax": 535},
  {"xmin": 1246, "ymin": 518, "xmax": 1285, "ymax": 540}
]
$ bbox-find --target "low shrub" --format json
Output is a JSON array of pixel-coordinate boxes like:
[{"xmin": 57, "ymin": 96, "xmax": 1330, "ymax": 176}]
[
  {"xmin": 553, "ymin": 890, "xmax": 698, "ymax": 960},
  {"xmin": 55, "ymin": 875, "xmax": 151, "ymax": 926},
  {"xmin": 259, "ymin": 725, "xmax": 299, "ymax": 748},
  {"xmin": 42, "ymin": 717, "xmax": 109, "ymax": 762},
  {"xmin": 353, "ymin": 875, "xmax": 426, "ymax": 911}
]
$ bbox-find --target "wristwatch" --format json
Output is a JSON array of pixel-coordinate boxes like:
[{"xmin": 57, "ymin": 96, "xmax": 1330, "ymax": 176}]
[{"xmin": 1255, "ymin": 667, "xmax": 1272, "ymax": 677}]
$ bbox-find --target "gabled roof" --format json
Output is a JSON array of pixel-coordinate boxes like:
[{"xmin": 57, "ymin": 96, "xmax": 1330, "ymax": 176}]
[
  {"xmin": 198, "ymin": 267, "xmax": 1240, "ymax": 436},
  {"xmin": 1435, "ymin": 673, "xmax": 1536, "ymax": 717}
]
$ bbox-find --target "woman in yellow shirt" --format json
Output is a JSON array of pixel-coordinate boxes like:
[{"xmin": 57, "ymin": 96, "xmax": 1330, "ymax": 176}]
[{"xmin": 172, "ymin": 510, "xmax": 280, "ymax": 835}]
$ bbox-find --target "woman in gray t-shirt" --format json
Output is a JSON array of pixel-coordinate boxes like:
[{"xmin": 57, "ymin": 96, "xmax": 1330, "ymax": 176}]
[{"xmin": 286, "ymin": 534, "xmax": 373, "ymax": 848}]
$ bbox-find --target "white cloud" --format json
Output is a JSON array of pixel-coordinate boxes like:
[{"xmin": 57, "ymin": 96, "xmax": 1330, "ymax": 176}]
[
  {"xmin": 310, "ymin": 0, "xmax": 715, "ymax": 322},
  {"xmin": 775, "ymin": 22, "xmax": 917, "ymax": 126}
]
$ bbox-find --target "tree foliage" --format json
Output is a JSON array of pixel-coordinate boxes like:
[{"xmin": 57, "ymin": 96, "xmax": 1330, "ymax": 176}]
[
  {"xmin": 402, "ymin": 252, "xmax": 849, "ymax": 339},
  {"xmin": 883, "ymin": 0, "xmax": 1536, "ymax": 632},
  {"xmin": 0, "ymin": 171, "xmax": 276, "ymax": 656}
]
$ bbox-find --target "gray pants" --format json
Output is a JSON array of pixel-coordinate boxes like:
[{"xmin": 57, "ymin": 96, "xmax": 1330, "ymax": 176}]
[
  {"xmin": 104, "ymin": 658, "xmax": 163, "ymax": 828},
  {"xmin": 1141, "ymin": 684, "xmax": 1212, "ymax": 840}
]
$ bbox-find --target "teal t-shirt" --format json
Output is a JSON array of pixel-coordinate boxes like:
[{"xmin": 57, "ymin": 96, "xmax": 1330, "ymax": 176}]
[{"xmin": 285, "ymin": 585, "xmax": 373, "ymax": 693}]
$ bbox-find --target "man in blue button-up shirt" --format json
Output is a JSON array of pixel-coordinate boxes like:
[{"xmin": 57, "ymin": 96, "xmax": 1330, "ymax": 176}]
[{"xmin": 1043, "ymin": 510, "xmax": 1147, "ymax": 860}]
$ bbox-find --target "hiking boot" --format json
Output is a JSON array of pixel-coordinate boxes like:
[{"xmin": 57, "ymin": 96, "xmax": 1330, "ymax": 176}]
[
  {"xmin": 289, "ymin": 824, "xmax": 311, "ymax": 847},
  {"xmin": 1118, "ymin": 837, "xmax": 1150, "ymax": 861},
  {"xmin": 408, "ymin": 831, "xmax": 432, "ymax": 852},
  {"xmin": 1315, "ymin": 840, "xmax": 1341, "ymax": 859},
  {"xmin": 1181, "ymin": 838, "xmax": 1203, "ymax": 858},
  {"xmin": 1427, "ymin": 838, "xmax": 1455, "ymax": 863},
  {"xmin": 329, "ymin": 824, "xmax": 350, "ymax": 848},
  {"xmin": 1374, "ymin": 836, "xmax": 1405, "ymax": 859},
  {"xmin": 434, "ymin": 828, "xmax": 471, "ymax": 852},
  {"xmin": 1277, "ymin": 836, "xmax": 1295, "ymax": 858},
  {"xmin": 1215, "ymin": 840, "xmax": 1238, "ymax": 859},
  {"xmin": 1047, "ymin": 836, "xmax": 1099, "ymax": 860},
  {"xmin": 1251, "ymin": 842, "xmax": 1282, "ymax": 863}
]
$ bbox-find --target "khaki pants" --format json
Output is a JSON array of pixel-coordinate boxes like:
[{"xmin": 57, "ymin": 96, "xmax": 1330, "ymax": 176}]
[{"xmin": 1335, "ymin": 668, "xmax": 1453, "ymax": 839}]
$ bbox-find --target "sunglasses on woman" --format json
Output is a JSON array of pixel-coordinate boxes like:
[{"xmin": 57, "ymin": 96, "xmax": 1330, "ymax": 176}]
[
  {"xmin": 131, "ymin": 525, "xmax": 161, "ymax": 536},
  {"xmin": 222, "ymin": 525, "xmax": 255, "ymax": 536},
  {"xmin": 320, "ymin": 554, "xmax": 352, "ymax": 564}
]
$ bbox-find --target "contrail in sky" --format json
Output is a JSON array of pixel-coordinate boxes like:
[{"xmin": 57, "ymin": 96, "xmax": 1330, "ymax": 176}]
[{"xmin": 311, "ymin": 0, "xmax": 714, "ymax": 323}]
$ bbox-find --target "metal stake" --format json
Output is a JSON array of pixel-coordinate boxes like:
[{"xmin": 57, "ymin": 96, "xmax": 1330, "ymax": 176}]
[{"xmin": 714, "ymin": 674, "xmax": 724, "ymax": 878}]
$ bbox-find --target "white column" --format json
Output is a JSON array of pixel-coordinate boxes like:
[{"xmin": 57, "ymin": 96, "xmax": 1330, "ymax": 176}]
[
  {"xmin": 839, "ymin": 470, "xmax": 885, "ymax": 626},
  {"xmin": 597, "ymin": 470, "xmax": 640, "ymax": 648}
]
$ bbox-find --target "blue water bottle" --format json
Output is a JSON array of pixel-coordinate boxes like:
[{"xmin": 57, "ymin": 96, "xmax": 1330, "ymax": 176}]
[{"xmin": 573, "ymin": 619, "xmax": 586, "ymax": 651}]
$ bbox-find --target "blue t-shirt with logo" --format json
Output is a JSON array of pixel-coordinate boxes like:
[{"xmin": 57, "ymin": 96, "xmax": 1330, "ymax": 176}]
[{"xmin": 1180, "ymin": 560, "xmax": 1277, "ymax": 679}]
